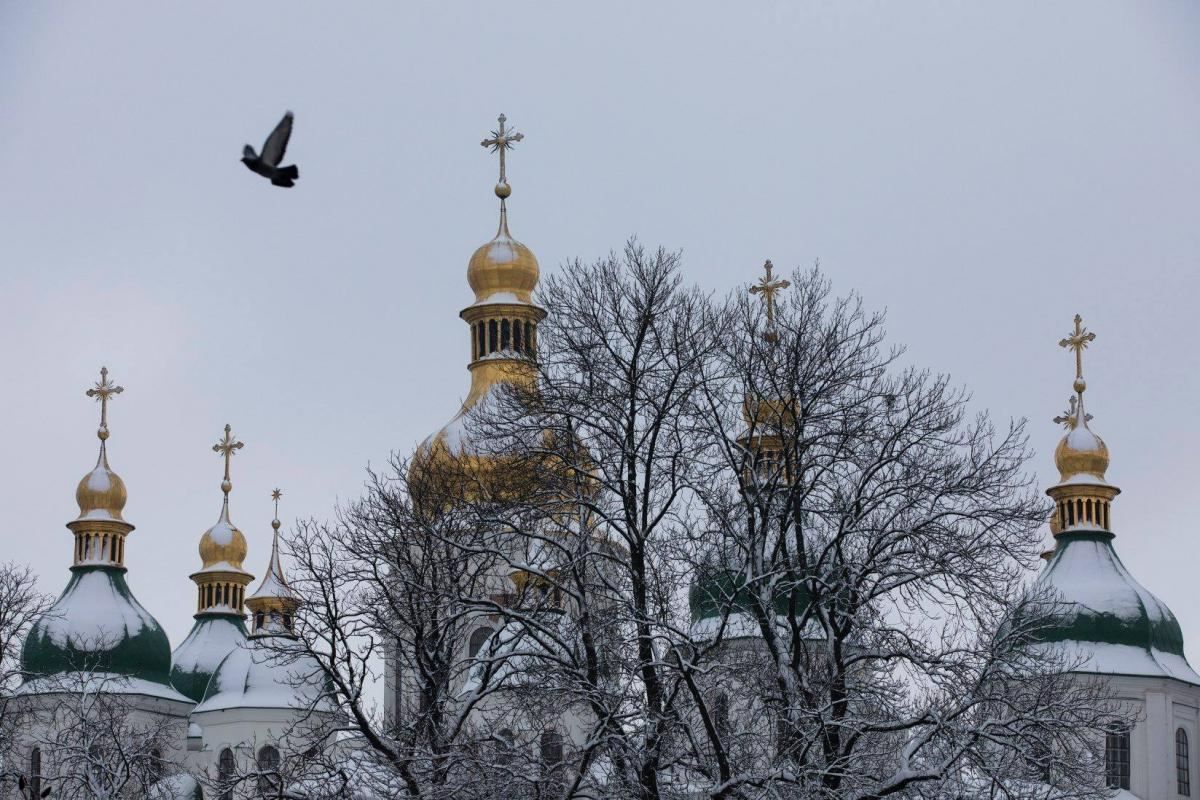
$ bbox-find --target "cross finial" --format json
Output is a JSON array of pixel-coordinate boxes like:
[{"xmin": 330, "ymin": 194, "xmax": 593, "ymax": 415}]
[
  {"xmin": 1053, "ymin": 395, "xmax": 1094, "ymax": 429},
  {"xmin": 481, "ymin": 113, "xmax": 524, "ymax": 199},
  {"xmin": 212, "ymin": 424, "xmax": 244, "ymax": 497},
  {"xmin": 85, "ymin": 366, "xmax": 124, "ymax": 441},
  {"xmin": 748, "ymin": 260, "xmax": 791, "ymax": 343},
  {"xmin": 1058, "ymin": 313, "xmax": 1096, "ymax": 395}
]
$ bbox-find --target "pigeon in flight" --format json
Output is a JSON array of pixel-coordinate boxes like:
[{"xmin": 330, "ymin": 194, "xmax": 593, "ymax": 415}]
[{"xmin": 242, "ymin": 111, "xmax": 299, "ymax": 188}]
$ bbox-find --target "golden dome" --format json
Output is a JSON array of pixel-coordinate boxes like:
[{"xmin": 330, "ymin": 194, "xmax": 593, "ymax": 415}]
[
  {"xmin": 198, "ymin": 500, "xmax": 248, "ymax": 571},
  {"xmin": 1054, "ymin": 417, "xmax": 1110, "ymax": 481},
  {"xmin": 467, "ymin": 210, "xmax": 540, "ymax": 304},
  {"xmin": 74, "ymin": 444, "xmax": 128, "ymax": 523}
]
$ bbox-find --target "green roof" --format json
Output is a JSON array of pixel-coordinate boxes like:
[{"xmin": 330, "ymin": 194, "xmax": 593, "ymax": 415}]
[
  {"xmin": 21, "ymin": 565, "xmax": 175, "ymax": 687},
  {"xmin": 689, "ymin": 568, "xmax": 808, "ymax": 623},
  {"xmin": 170, "ymin": 614, "xmax": 248, "ymax": 703}
]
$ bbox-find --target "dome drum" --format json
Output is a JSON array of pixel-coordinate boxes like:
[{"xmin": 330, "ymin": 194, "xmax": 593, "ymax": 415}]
[{"xmin": 461, "ymin": 303, "xmax": 546, "ymax": 364}]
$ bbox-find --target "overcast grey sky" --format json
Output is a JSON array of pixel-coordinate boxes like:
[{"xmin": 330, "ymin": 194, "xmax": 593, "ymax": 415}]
[{"xmin": 1, "ymin": 2, "xmax": 1198, "ymax": 662}]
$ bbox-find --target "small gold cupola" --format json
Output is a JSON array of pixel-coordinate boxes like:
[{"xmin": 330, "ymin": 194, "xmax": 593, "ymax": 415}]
[
  {"xmin": 246, "ymin": 489, "xmax": 301, "ymax": 637},
  {"xmin": 189, "ymin": 425, "xmax": 254, "ymax": 617},
  {"xmin": 1046, "ymin": 314, "xmax": 1120, "ymax": 535},
  {"xmin": 69, "ymin": 367, "xmax": 134, "ymax": 568},
  {"xmin": 740, "ymin": 260, "xmax": 796, "ymax": 488}
]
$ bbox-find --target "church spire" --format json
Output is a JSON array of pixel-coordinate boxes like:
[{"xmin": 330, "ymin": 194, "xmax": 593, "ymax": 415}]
[
  {"xmin": 70, "ymin": 367, "xmax": 133, "ymax": 567},
  {"xmin": 410, "ymin": 113, "xmax": 548, "ymax": 495},
  {"xmin": 246, "ymin": 488, "xmax": 301, "ymax": 638},
  {"xmin": 1046, "ymin": 314, "xmax": 1119, "ymax": 535},
  {"xmin": 190, "ymin": 424, "xmax": 253, "ymax": 617}
]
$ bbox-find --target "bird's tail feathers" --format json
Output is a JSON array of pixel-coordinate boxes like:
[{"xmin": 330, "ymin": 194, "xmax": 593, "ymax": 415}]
[{"xmin": 279, "ymin": 164, "xmax": 299, "ymax": 180}]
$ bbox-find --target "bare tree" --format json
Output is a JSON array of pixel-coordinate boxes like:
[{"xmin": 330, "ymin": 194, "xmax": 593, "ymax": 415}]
[
  {"xmin": 281, "ymin": 248, "xmax": 1119, "ymax": 800},
  {"xmin": 281, "ymin": 458, "xmax": 528, "ymax": 799},
  {"xmin": 0, "ymin": 563, "xmax": 48, "ymax": 796},
  {"xmin": 678, "ymin": 265, "xmax": 1120, "ymax": 798},
  {"xmin": 23, "ymin": 669, "xmax": 180, "ymax": 800}
]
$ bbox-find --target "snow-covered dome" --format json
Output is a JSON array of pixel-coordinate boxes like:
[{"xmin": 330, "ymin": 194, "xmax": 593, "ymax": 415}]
[
  {"xmin": 1032, "ymin": 532, "xmax": 1198, "ymax": 683},
  {"xmin": 22, "ymin": 370, "xmax": 181, "ymax": 697},
  {"xmin": 170, "ymin": 615, "xmax": 248, "ymax": 702},
  {"xmin": 192, "ymin": 639, "xmax": 332, "ymax": 713},
  {"xmin": 22, "ymin": 567, "xmax": 176, "ymax": 687},
  {"xmin": 1029, "ymin": 315, "xmax": 1199, "ymax": 684},
  {"xmin": 409, "ymin": 118, "xmax": 548, "ymax": 500}
]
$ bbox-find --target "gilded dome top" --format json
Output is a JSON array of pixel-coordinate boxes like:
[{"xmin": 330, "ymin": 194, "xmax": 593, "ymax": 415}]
[
  {"xmin": 467, "ymin": 210, "xmax": 540, "ymax": 305},
  {"xmin": 1054, "ymin": 412, "xmax": 1110, "ymax": 482},
  {"xmin": 198, "ymin": 499, "xmax": 249, "ymax": 572},
  {"xmin": 75, "ymin": 444, "xmax": 128, "ymax": 523}
]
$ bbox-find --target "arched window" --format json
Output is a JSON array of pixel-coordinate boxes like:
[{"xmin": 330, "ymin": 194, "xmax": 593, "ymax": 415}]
[
  {"xmin": 500, "ymin": 319, "xmax": 511, "ymax": 350},
  {"xmin": 257, "ymin": 745, "xmax": 281, "ymax": 797},
  {"xmin": 488, "ymin": 319, "xmax": 499, "ymax": 354},
  {"xmin": 1179, "ymin": 728, "xmax": 1192, "ymax": 796},
  {"xmin": 255, "ymin": 611, "xmax": 265, "ymax": 630},
  {"xmin": 1105, "ymin": 723, "xmax": 1131, "ymax": 790},
  {"xmin": 468, "ymin": 627, "xmax": 492, "ymax": 658},
  {"xmin": 218, "ymin": 747, "xmax": 235, "ymax": 800},
  {"xmin": 513, "ymin": 320, "xmax": 523, "ymax": 353},
  {"xmin": 30, "ymin": 747, "xmax": 42, "ymax": 800},
  {"xmin": 540, "ymin": 731, "xmax": 564, "ymax": 792},
  {"xmin": 477, "ymin": 322, "xmax": 486, "ymax": 360}
]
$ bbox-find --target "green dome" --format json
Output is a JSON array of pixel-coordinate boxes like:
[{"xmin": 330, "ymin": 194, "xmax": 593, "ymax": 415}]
[
  {"xmin": 21, "ymin": 565, "xmax": 175, "ymax": 687},
  {"xmin": 170, "ymin": 614, "xmax": 248, "ymax": 703},
  {"xmin": 689, "ymin": 568, "xmax": 807, "ymax": 624},
  {"xmin": 1029, "ymin": 531, "xmax": 1199, "ymax": 683}
]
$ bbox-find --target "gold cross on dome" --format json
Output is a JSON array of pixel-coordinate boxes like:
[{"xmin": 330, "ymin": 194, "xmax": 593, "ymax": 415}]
[
  {"xmin": 481, "ymin": 114, "xmax": 524, "ymax": 188},
  {"xmin": 1053, "ymin": 395, "xmax": 1093, "ymax": 429},
  {"xmin": 749, "ymin": 260, "xmax": 790, "ymax": 337},
  {"xmin": 1058, "ymin": 314, "xmax": 1096, "ymax": 383},
  {"xmin": 212, "ymin": 424, "xmax": 244, "ymax": 495},
  {"xmin": 85, "ymin": 366, "xmax": 124, "ymax": 440}
]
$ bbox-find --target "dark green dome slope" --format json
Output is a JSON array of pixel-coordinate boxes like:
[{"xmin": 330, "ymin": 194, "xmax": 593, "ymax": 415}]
[
  {"xmin": 170, "ymin": 614, "xmax": 248, "ymax": 703},
  {"xmin": 689, "ymin": 568, "xmax": 808, "ymax": 625},
  {"xmin": 1030, "ymin": 531, "xmax": 1199, "ymax": 684},
  {"xmin": 22, "ymin": 565, "xmax": 175, "ymax": 687}
]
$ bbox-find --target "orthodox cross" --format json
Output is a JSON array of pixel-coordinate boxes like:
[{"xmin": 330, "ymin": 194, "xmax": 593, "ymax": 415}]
[
  {"xmin": 481, "ymin": 114, "xmax": 524, "ymax": 188},
  {"xmin": 1058, "ymin": 314, "xmax": 1096, "ymax": 385},
  {"xmin": 86, "ymin": 366, "xmax": 123, "ymax": 440},
  {"xmin": 271, "ymin": 488, "xmax": 282, "ymax": 527},
  {"xmin": 213, "ymin": 424, "xmax": 244, "ymax": 496},
  {"xmin": 1053, "ymin": 395, "xmax": 1093, "ymax": 429},
  {"xmin": 749, "ymin": 260, "xmax": 790, "ymax": 341}
]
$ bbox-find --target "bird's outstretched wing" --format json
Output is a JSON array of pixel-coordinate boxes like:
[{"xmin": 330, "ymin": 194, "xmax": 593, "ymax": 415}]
[{"xmin": 260, "ymin": 111, "xmax": 294, "ymax": 166}]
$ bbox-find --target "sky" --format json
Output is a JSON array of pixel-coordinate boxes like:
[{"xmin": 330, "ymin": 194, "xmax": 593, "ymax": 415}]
[{"xmin": 1, "ymin": 2, "xmax": 1198, "ymax": 665}]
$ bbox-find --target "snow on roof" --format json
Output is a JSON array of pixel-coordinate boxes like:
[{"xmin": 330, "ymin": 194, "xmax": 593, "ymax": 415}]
[
  {"xmin": 37, "ymin": 568, "xmax": 151, "ymax": 649},
  {"xmin": 17, "ymin": 672, "xmax": 192, "ymax": 704},
  {"xmin": 1038, "ymin": 534, "xmax": 1176, "ymax": 628},
  {"xmin": 172, "ymin": 616, "xmax": 247, "ymax": 679},
  {"xmin": 1044, "ymin": 640, "xmax": 1200, "ymax": 685},
  {"xmin": 192, "ymin": 639, "xmax": 333, "ymax": 714},
  {"xmin": 247, "ymin": 532, "xmax": 298, "ymax": 602},
  {"xmin": 689, "ymin": 611, "xmax": 821, "ymax": 643}
]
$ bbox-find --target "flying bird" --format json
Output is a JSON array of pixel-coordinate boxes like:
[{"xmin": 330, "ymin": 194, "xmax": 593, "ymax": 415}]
[{"xmin": 242, "ymin": 111, "xmax": 299, "ymax": 188}]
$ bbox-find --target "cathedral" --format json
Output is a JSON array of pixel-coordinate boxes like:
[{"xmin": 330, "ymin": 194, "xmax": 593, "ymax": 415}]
[{"xmin": 8, "ymin": 116, "xmax": 1200, "ymax": 799}]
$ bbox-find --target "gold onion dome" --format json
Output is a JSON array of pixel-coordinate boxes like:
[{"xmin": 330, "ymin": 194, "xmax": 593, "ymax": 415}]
[
  {"xmin": 467, "ymin": 212, "xmax": 539, "ymax": 304},
  {"xmin": 410, "ymin": 114, "xmax": 546, "ymax": 500},
  {"xmin": 75, "ymin": 367, "xmax": 127, "ymax": 523},
  {"xmin": 197, "ymin": 425, "xmax": 249, "ymax": 572}
]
